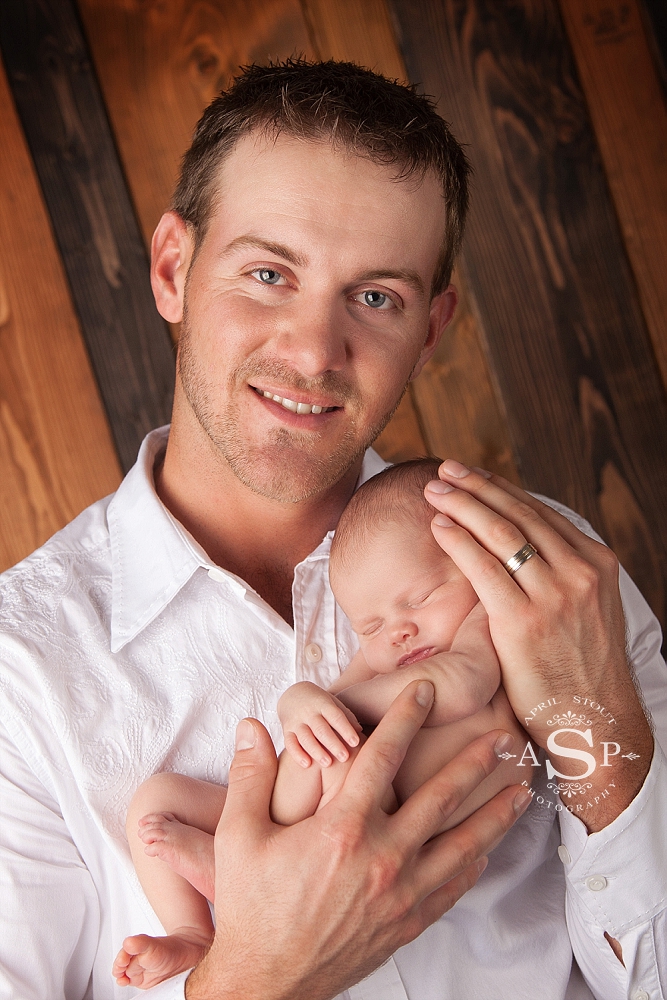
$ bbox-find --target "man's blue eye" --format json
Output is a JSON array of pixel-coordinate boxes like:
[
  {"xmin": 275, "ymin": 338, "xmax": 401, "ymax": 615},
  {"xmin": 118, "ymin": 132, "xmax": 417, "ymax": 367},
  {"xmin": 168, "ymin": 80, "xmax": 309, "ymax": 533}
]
[
  {"xmin": 364, "ymin": 290, "xmax": 388, "ymax": 308},
  {"xmin": 257, "ymin": 269, "xmax": 281, "ymax": 284}
]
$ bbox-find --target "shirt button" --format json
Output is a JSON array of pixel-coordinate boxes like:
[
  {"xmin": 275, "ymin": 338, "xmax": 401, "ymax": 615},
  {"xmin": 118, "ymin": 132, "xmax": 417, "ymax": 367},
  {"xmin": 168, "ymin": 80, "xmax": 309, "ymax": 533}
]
[
  {"xmin": 585, "ymin": 875, "xmax": 608, "ymax": 892},
  {"xmin": 305, "ymin": 642, "xmax": 323, "ymax": 663},
  {"xmin": 557, "ymin": 845, "xmax": 572, "ymax": 865},
  {"xmin": 632, "ymin": 990, "xmax": 650, "ymax": 1000},
  {"xmin": 208, "ymin": 567, "xmax": 227, "ymax": 583}
]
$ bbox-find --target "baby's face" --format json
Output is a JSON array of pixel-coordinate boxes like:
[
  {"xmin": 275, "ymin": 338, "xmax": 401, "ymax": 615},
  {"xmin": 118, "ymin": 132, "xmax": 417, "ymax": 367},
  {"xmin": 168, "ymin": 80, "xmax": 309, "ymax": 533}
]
[{"xmin": 331, "ymin": 519, "xmax": 477, "ymax": 674}]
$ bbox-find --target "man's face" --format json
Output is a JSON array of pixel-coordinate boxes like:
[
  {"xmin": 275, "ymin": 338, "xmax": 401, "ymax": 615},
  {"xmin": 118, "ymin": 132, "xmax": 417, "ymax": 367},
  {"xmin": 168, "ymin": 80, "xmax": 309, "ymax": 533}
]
[{"xmin": 173, "ymin": 133, "xmax": 451, "ymax": 502}]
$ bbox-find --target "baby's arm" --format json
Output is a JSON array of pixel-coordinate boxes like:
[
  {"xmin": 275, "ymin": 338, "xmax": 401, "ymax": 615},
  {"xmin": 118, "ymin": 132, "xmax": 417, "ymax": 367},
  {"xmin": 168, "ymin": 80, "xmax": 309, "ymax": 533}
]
[
  {"xmin": 271, "ymin": 653, "xmax": 372, "ymax": 824},
  {"xmin": 338, "ymin": 603, "xmax": 501, "ymax": 727}
]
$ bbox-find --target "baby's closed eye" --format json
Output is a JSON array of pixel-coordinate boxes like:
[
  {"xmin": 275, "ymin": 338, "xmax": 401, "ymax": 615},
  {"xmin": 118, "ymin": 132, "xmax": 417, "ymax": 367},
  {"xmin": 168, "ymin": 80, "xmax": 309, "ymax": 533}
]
[{"xmin": 358, "ymin": 621, "xmax": 383, "ymax": 637}]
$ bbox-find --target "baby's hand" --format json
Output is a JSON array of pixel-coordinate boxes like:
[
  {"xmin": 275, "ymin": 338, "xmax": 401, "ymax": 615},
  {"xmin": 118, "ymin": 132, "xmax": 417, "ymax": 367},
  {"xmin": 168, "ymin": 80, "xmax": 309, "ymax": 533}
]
[{"xmin": 278, "ymin": 681, "xmax": 362, "ymax": 768}]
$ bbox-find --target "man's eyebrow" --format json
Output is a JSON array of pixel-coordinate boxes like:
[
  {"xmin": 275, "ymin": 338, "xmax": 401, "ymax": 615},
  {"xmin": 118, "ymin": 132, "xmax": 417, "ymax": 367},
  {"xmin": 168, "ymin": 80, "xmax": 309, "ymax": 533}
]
[
  {"xmin": 356, "ymin": 269, "xmax": 425, "ymax": 296},
  {"xmin": 217, "ymin": 235, "xmax": 308, "ymax": 268}
]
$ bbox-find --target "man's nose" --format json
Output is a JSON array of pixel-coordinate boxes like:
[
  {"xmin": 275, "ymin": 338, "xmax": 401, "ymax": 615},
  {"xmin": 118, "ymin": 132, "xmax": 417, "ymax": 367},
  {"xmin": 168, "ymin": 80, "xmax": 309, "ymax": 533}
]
[
  {"xmin": 391, "ymin": 620, "xmax": 418, "ymax": 645},
  {"xmin": 274, "ymin": 303, "xmax": 347, "ymax": 377}
]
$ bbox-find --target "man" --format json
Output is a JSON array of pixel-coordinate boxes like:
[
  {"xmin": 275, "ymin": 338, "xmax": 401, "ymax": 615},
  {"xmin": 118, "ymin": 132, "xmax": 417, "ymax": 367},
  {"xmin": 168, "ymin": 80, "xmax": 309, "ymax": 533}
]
[{"xmin": 0, "ymin": 60, "xmax": 665, "ymax": 1000}]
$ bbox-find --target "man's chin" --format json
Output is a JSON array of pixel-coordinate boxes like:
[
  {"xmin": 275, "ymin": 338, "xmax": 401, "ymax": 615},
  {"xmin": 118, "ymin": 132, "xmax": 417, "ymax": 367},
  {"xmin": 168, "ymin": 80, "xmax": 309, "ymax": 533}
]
[{"xmin": 222, "ymin": 440, "xmax": 365, "ymax": 504}]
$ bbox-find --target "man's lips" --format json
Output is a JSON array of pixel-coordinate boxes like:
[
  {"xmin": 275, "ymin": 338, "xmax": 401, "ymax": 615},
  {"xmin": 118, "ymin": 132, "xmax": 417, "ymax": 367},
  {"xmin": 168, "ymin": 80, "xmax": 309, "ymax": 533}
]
[
  {"xmin": 250, "ymin": 384, "xmax": 340, "ymax": 416},
  {"xmin": 398, "ymin": 646, "xmax": 437, "ymax": 667}
]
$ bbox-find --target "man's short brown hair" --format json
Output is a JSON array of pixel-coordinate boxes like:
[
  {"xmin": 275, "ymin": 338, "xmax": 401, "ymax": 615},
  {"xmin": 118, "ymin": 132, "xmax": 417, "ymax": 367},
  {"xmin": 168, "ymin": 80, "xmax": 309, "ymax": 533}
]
[{"xmin": 172, "ymin": 59, "xmax": 470, "ymax": 293}]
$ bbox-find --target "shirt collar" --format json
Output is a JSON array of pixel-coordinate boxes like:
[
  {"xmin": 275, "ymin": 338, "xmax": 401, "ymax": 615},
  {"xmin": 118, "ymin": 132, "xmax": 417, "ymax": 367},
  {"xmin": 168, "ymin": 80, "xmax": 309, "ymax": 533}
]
[{"xmin": 108, "ymin": 427, "xmax": 390, "ymax": 653}]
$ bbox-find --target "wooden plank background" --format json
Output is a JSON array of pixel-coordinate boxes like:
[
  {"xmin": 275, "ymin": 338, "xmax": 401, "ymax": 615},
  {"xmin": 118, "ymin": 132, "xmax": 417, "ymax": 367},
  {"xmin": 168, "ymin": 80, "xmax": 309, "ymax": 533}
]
[
  {"xmin": 0, "ymin": 0, "xmax": 176, "ymax": 474},
  {"xmin": 0, "ymin": 57, "xmax": 120, "ymax": 571},
  {"xmin": 1, "ymin": 0, "xmax": 665, "ymax": 631},
  {"xmin": 388, "ymin": 0, "xmax": 667, "ymax": 623}
]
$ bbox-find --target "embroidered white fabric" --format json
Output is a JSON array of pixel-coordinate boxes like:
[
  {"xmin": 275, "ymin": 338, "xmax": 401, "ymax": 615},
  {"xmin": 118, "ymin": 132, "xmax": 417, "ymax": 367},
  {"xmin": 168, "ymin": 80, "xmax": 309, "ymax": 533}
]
[{"xmin": 0, "ymin": 426, "xmax": 665, "ymax": 1000}]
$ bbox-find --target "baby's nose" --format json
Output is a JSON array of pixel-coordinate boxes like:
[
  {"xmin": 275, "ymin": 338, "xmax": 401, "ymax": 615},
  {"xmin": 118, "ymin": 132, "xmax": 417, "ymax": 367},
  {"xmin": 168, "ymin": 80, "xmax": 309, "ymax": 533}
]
[{"xmin": 391, "ymin": 621, "xmax": 418, "ymax": 643}]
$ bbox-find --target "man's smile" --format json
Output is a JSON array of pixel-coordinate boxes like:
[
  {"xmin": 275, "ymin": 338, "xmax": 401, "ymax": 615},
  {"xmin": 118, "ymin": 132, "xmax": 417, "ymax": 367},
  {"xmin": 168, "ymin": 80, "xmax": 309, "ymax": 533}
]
[{"xmin": 249, "ymin": 383, "xmax": 340, "ymax": 416}]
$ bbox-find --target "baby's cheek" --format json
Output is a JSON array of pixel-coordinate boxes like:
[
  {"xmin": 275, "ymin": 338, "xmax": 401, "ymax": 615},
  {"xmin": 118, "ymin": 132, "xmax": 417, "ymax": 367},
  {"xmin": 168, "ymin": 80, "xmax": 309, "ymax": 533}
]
[{"xmin": 362, "ymin": 641, "xmax": 395, "ymax": 675}]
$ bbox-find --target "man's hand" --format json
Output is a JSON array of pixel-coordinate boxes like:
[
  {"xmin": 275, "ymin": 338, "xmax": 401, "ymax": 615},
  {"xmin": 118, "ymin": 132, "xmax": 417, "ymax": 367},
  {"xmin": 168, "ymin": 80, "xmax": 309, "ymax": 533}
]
[
  {"xmin": 424, "ymin": 460, "xmax": 654, "ymax": 832},
  {"xmin": 185, "ymin": 681, "xmax": 530, "ymax": 1000},
  {"xmin": 278, "ymin": 681, "xmax": 362, "ymax": 767}
]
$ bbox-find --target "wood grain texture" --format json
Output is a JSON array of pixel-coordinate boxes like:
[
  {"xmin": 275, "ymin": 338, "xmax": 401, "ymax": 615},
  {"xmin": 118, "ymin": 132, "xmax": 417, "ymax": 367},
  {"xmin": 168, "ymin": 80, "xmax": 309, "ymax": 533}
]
[
  {"xmin": 389, "ymin": 0, "xmax": 667, "ymax": 622},
  {"xmin": 413, "ymin": 270, "xmax": 520, "ymax": 480},
  {"xmin": 559, "ymin": 0, "xmax": 667, "ymax": 394},
  {"xmin": 301, "ymin": 0, "xmax": 407, "ymax": 81},
  {"xmin": 78, "ymin": 0, "xmax": 314, "ymax": 251},
  {"xmin": 0, "ymin": 56, "xmax": 121, "ymax": 573},
  {"xmin": 642, "ymin": 0, "xmax": 667, "ymax": 88},
  {"xmin": 373, "ymin": 390, "xmax": 429, "ymax": 463},
  {"xmin": 0, "ymin": 0, "xmax": 176, "ymax": 473}
]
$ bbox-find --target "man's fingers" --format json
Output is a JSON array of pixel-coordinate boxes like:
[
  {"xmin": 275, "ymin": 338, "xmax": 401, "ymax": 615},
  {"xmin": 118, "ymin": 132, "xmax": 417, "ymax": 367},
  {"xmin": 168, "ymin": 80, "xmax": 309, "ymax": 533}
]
[
  {"xmin": 433, "ymin": 461, "xmax": 605, "ymax": 564},
  {"xmin": 412, "ymin": 782, "xmax": 532, "ymax": 902},
  {"xmin": 216, "ymin": 719, "xmax": 278, "ymax": 836},
  {"xmin": 393, "ymin": 729, "xmax": 510, "ymax": 849},
  {"xmin": 473, "ymin": 467, "xmax": 602, "ymax": 553},
  {"xmin": 344, "ymin": 681, "xmax": 435, "ymax": 811},
  {"xmin": 427, "ymin": 480, "xmax": 557, "ymax": 576},
  {"xmin": 413, "ymin": 858, "xmax": 489, "ymax": 933}
]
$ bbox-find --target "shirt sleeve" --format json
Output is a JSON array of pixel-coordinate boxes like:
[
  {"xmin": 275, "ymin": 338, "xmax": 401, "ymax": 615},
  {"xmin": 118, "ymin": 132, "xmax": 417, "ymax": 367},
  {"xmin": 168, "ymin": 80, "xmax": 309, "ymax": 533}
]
[
  {"xmin": 0, "ymin": 722, "xmax": 192, "ymax": 1000},
  {"xmin": 0, "ymin": 721, "xmax": 101, "ymax": 1000},
  {"xmin": 557, "ymin": 564, "xmax": 667, "ymax": 1000}
]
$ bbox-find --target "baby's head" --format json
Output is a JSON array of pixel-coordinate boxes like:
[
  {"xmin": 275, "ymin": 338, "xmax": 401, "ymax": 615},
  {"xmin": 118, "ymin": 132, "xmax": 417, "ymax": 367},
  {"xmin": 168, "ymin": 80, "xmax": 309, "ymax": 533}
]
[{"xmin": 330, "ymin": 459, "xmax": 477, "ymax": 674}]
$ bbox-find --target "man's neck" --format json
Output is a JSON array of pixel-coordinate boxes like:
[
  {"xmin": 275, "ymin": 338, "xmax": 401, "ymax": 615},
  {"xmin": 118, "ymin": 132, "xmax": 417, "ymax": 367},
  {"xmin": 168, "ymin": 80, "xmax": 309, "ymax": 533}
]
[{"xmin": 154, "ymin": 420, "xmax": 362, "ymax": 627}]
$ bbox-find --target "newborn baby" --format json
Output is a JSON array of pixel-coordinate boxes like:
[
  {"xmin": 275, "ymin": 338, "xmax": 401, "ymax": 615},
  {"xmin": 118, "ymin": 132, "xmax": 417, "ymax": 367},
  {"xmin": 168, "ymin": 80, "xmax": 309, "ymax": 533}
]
[{"xmin": 113, "ymin": 459, "xmax": 528, "ymax": 989}]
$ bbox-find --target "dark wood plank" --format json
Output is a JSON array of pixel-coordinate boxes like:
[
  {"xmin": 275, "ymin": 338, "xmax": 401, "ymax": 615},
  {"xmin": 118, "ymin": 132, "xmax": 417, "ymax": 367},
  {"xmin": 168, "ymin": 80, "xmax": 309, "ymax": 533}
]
[
  {"xmin": 0, "ymin": 55, "xmax": 121, "ymax": 572},
  {"xmin": 412, "ymin": 268, "xmax": 520, "ymax": 481},
  {"xmin": 373, "ymin": 391, "xmax": 430, "ymax": 463},
  {"xmin": 388, "ymin": 0, "xmax": 667, "ymax": 623},
  {"xmin": 642, "ymin": 0, "xmax": 667, "ymax": 89},
  {"xmin": 0, "ymin": 0, "xmax": 175, "ymax": 472},
  {"xmin": 559, "ymin": 0, "xmax": 667, "ymax": 396}
]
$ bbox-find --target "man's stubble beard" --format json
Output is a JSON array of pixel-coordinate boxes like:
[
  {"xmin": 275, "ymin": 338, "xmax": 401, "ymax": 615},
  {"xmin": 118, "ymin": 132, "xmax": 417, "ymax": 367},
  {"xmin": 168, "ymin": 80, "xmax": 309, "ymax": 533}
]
[{"xmin": 176, "ymin": 313, "xmax": 407, "ymax": 504}]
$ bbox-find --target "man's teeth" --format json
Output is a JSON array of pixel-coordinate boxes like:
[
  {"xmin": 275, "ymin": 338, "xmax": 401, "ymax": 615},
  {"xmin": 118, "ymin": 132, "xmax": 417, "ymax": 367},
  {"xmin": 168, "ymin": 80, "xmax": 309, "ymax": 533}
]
[{"xmin": 259, "ymin": 389, "xmax": 333, "ymax": 415}]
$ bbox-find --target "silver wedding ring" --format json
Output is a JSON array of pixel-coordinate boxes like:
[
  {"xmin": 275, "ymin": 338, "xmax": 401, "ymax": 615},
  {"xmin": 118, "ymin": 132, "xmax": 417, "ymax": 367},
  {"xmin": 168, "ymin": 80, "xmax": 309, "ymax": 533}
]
[{"xmin": 504, "ymin": 542, "xmax": 537, "ymax": 576}]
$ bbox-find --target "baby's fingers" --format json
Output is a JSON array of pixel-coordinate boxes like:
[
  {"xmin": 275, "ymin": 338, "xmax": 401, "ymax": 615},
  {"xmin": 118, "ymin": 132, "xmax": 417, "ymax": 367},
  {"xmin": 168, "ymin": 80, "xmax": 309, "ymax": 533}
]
[
  {"xmin": 321, "ymin": 701, "xmax": 362, "ymax": 749},
  {"xmin": 284, "ymin": 730, "xmax": 315, "ymax": 769},
  {"xmin": 293, "ymin": 723, "xmax": 339, "ymax": 767}
]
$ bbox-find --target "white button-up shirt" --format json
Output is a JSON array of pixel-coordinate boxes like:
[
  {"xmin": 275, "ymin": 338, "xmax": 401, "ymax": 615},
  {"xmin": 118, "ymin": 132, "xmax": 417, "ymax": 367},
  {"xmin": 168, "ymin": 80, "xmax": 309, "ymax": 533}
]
[{"xmin": 1, "ymin": 427, "xmax": 666, "ymax": 1000}]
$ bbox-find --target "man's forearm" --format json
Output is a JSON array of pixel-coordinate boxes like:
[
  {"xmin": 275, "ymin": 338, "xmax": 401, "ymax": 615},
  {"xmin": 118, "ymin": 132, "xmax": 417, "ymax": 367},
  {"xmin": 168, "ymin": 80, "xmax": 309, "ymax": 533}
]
[{"xmin": 537, "ymin": 674, "xmax": 654, "ymax": 832}]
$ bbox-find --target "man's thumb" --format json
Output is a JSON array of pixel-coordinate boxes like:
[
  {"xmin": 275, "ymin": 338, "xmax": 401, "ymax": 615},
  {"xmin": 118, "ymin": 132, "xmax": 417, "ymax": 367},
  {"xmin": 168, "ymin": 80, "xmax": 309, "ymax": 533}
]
[{"xmin": 219, "ymin": 718, "xmax": 278, "ymax": 833}]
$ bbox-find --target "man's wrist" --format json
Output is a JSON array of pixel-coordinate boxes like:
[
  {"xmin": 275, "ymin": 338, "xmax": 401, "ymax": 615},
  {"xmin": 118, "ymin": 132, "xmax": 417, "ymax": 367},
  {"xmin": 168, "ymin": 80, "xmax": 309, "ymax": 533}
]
[{"xmin": 542, "ymin": 703, "xmax": 653, "ymax": 832}]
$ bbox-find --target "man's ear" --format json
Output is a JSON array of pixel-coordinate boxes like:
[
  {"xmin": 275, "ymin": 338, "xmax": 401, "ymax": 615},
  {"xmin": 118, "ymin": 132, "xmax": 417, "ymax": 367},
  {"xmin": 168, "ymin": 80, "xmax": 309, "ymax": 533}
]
[
  {"xmin": 150, "ymin": 211, "xmax": 194, "ymax": 323},
  {"xmin": 410, "ymin": 284, "xmax": 458, "ymax": 381}
]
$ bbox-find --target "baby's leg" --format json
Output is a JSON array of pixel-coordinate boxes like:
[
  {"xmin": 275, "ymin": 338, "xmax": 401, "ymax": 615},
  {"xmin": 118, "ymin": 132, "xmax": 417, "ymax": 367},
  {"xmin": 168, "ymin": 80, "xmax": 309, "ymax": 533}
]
[
  {"xmin": 271, "ymin": 749, "xmax": 326, "ymax": 824},
  {"xmin": 271, "ymin": 734, "xmax": 396, "ymax": 825},
  {"xmin": 114, "ymin": 772, "xmax": 226, "ymax": 989}
]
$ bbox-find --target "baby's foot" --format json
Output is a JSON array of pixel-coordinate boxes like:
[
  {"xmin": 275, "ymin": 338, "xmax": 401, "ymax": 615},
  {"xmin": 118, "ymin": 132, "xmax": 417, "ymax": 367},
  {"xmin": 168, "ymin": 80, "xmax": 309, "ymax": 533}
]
[
  {"xmin": 138, "ymin": 812, "xmax": 216, "ymax": 902},
  {"xmin": 112, "ymin": 929, "xmax": 211, "ymax": 989}
]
